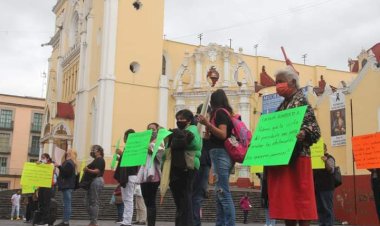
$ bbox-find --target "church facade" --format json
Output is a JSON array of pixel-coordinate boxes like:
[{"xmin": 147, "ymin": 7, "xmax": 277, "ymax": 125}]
[{"xmin": 41, "ymin": 1, "xmax": 380, "ymax": 224}]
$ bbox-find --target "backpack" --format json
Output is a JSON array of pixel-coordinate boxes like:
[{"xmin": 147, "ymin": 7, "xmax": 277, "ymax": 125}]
[{"xmin": 212, "ymin": 108, "xmax": 252, "ymax": 163}]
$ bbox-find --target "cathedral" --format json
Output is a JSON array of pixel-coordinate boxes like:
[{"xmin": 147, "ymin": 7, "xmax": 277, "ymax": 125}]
[{"xmin": 41, "ymin": 1, "xmax": 380, "ymax": 223}]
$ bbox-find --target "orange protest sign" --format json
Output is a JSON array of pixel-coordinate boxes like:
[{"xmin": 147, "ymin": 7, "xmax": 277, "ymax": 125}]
[{"xmin": 352, "ymin": 133, "xmax": 380, "ymax": 169}]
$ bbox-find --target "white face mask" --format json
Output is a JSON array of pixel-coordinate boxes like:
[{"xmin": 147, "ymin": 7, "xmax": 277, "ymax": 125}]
[{"xmin": 41, "ymin": 159, "xmax": 47, "ymax": 164}]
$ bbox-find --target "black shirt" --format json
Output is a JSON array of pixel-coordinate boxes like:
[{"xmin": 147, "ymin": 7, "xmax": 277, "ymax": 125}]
[
  {"xmin": 209, "ymin": 109, "xmax": 233, "ymax": 149},
  {"xmin": 88, "ymin": 157, "xmax": 105, "ymax": 177}
]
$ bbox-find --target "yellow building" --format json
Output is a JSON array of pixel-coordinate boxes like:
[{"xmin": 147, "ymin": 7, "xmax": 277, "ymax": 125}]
[
  {"xmin": 42, "ymin": 1, "xmax": 380, "ymax": 224},
  {"xmin": 0, "ymin": 94, "xmax": 45, "ymax": 190},
  {"xmin": 42, "ymin": 0, "xmax": 356, "ymax": 182}
]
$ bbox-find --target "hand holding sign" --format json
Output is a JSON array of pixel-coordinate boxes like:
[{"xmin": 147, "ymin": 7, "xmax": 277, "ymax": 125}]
[
  {"xmin": 21, "ymin": 162, "xmax": 54, "ymax": 188},
  {"xmin": 111, "ymin": 138, "xmax": 121, "ymax": 170},
  {"xmin": 120, "ymin": 130, "xmax": 153, "ymax": 167},
  {"xmin": 243, "ymin": 106, "xmax": 307, "ymax": 166},
  {"xmin": 311, "ymin": 138, "xmax": 325, "ymax": 169}
]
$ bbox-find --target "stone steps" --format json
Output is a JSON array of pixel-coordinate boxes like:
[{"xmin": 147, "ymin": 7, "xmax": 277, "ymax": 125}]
[{"xmin": 0, "ymin": 186, "xmax": 266, "ymax": 223}]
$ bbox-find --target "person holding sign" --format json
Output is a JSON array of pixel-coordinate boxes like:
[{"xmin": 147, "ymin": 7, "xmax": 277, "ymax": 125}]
[
  {"xmin": 113, "ymin": 129, "xmax": 139, "ymax": 226},
  {"xmin": 54, "ymin": 149, "xmax": 78, "ymax": 226},
  {"xmin": 197, "ymin": 89, "xmax": 236, "ymax": 226},
  {"xmin": 267, "ymin": 67, "xmax": 321, "ymax": 226},
  {"xmin": 84, "ymin": 145, "xmax": 105, "ymax": 226},
  {"xmin": 168, "ymin": 109, "xmax": 202, "ymax": 226},
  {"xmin": 313, "ymin": 144, "xmax": 336, "ymax": 226},
  {"xmin": 35, "ymin": 153, "xmax": 55, "ymax": 226},
  {"xmin": 139, "ymin": 122, "xmax": 165, "ymax": 226}
]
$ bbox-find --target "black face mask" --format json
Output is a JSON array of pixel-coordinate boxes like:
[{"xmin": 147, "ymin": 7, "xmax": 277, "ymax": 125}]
[
  {"xmin": 90, "ymin": 151, "xmax": 96, "ymax": 158},
  {"xmin": 176, "ymin": 121, "xmax": 188, "ymax": 130}
]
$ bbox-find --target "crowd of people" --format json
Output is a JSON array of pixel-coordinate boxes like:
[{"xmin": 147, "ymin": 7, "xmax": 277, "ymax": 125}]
[{"xmin": 15, "ymin": 66, "xmax": 376, "ymax": 226}]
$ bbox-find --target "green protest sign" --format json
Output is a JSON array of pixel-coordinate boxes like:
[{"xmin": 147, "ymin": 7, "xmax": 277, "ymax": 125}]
[
  {"xmin": 20, "ymin": 162, "xmax": 54, "ymax": 188},
  {"xmin": 150, "ymin": 128, "xmax": 172, "ymax": 166},
  {"xmin": 120, "ymin": 130, "xmax": 152, "ymax": 167},
  {"xmin": 311, "ymin": 138, "xmax": 325, "ymax": 169},
  {"xmin": 111, "ymin": 138, "xmax": 121, "ymax": 170},
  {"xmin": 243, "ymin": 106, "xmax": 307, "ymax": 166}
]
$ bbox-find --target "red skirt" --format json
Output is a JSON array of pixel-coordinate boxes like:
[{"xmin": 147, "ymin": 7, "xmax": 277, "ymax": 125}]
[{"xmin": 267, "ymin": 156, "xmax": 317, "ymax": 220}]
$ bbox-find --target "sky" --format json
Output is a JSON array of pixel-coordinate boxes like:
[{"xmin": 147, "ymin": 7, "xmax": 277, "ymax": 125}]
[{"xmin": 0, "ymin": 0, "xmax": 379, "ymax": 98}]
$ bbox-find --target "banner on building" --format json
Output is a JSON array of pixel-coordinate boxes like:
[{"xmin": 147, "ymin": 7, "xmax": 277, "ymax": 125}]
[{"xmin": 330, "ymin": 90, "xmax": 346, "ymax": 146}]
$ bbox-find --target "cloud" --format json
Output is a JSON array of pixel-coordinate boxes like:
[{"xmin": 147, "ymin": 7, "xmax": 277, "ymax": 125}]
[{"xmin": 1, "ymin": 0, "xmax": 379, "ymax": 97}]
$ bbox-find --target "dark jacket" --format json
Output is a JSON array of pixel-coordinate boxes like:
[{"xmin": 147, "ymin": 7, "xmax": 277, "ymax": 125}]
[
  {"xmin": 113, "ymin": 155, "xmax": 138, "ymax": 187},
  {"xmin": 57, "ymin": 159, "xmax": 76, "ymax": 190},
  {"xmin": 313, "ymin": 154, "xmax": 335, "ymax": 191}
]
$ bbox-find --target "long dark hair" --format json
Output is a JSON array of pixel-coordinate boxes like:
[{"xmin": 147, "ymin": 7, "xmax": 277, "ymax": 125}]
[{"xmin": 210, "ymin": 89, "xmax": 233, "ymax": 114}]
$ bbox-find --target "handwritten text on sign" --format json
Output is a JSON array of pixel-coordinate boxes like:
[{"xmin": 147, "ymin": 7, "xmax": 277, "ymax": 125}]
[
  {"xmin": 20, "ymin": 162, "xmax": 54, "ymax": 188},
  {"xmin": 120, "ymin": 130, "xmax": 153, "ymax": 167},
  {"xmin": 311, "ymin": 138, "xmax": 325, "ymax": 169},
  {"xmin": 243, "ymin": 106, "xmax": 307, "ymax": 166},
  {"xmin": 352, "ymin": 133, "xmax": 380, "ymax": 169}
]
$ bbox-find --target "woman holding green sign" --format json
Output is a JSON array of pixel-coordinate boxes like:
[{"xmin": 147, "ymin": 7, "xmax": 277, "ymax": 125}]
[
  {"xmin": 139, "ymin": 122, "xmax": 165, "ymax": 226},
  {"xmin": 267, "ymin": 66, "xmax": 321, "ymax": 226}
]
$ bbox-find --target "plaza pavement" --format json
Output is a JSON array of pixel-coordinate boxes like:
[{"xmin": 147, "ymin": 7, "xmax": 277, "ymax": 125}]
[{"xmin": 0, "ymin": 220, "xmax": 286, "ymax": 226}]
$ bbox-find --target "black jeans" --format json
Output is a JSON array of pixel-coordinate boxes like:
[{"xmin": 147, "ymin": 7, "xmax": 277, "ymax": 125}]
[
  {"xmin": 243, "ymin": 210, "xmax": 248, "ymax": 224},
  {"xmin": 372, "ymin": 178, "xmax": 380, "ymax": 222},
  {"xmin": 170, "ymin": 168, "xmax": 195, "ymax": 226},
  {"xmin": 315, "ymin": 189, "xmax": 334, "ymax": 226},
  {"xmin": 38, "ymin": 187, "xmax": 52, "ymax": 223},
  {"xmin": 141, "ymin": 182, "xmax": 160, "ymax": 226}
]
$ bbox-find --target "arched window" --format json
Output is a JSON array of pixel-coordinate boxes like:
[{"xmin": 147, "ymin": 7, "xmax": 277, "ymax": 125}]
[
  {"xmin": 69, "ymin": 12, "xmax": 79, "ymax": 47},
  {"xmin": 162, "ymin": 55, "xmax": 166, "ymax": 75}
]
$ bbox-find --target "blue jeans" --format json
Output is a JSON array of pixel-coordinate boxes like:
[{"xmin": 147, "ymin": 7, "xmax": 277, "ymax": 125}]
[
  {"xmin": 116, "ymin": 203, "xmax": 124, "ymax": 221},
  {"xmin": 210, "ymin": 148, "xmax": 235, "ymax": 226},
  {"xmin": 192, "ymin": 164, "xmax": 210, "ymax": 226},
  {"xmin": 265, "ymin": 208, "xmax": 276, "ymax": 226},
  {"xmin": 315, "ymin": 190, "xmax": 334, "ymax": 226},
  {"xmin": 62, "ymin": 189, "xmax": 73, "ymax": 223}
]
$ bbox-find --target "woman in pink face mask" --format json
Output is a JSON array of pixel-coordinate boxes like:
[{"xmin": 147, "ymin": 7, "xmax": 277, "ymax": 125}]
[{"xmin": 266, "ymin": 66, "xmax": 321, "ymax": 226}]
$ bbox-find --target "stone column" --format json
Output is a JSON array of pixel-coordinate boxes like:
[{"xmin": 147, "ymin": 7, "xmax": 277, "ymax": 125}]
[
  {"xmin": 223, "ymin": 50, "xmax": 230, "ymax": 87},
  {"xmin": 194, "ymin": 52, "xmax": 202, "ymax": 88},
  {"xmin": 48, "ymin": 139, "xmax": 54, "ymax": 157},
  {"xmin": 73, "ymin": 12, "xmax": 93, "ymax": 159},
  {"xmin": 158, "ymin": 74, "xmax": 169, "ymax": 127},
  {"xmin": 95, "ymin": 0, "xmax": 119, "ymax": 156}
]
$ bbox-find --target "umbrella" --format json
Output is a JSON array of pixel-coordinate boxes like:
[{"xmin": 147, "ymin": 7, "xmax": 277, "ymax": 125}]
[{"xmin": 160, "ymin": 148, "xmax": 172, "ymax": 204}]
